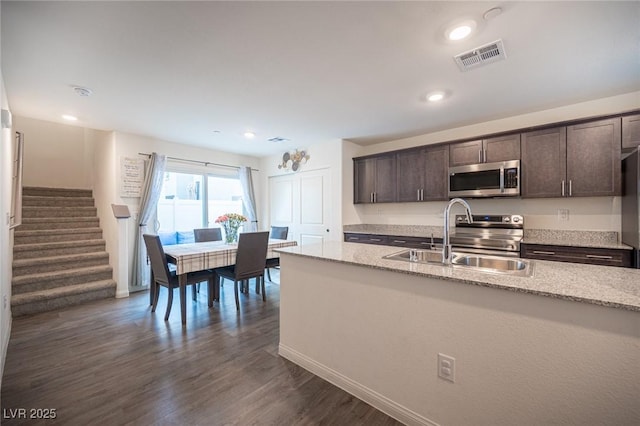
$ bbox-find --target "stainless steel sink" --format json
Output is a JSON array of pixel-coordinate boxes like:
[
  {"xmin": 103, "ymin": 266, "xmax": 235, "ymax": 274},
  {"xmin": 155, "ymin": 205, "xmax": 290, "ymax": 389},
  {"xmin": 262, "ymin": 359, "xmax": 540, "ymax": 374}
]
[
  {"xmin": 383, "ymin": 248, "xmax": 444, "ymax": 264},
  {"xmin": 452, "ymin": 254, "xmax": 533, "ymax": 276},
  {"xmin": 383, "ymin": 249, "xmax": 533, "ymax": 276}
]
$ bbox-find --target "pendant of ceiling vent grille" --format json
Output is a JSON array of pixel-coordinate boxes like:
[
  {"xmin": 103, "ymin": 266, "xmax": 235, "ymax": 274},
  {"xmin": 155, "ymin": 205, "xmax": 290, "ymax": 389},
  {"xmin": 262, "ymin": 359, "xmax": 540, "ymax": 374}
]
[{"xmin": 454, "ymin": 39, "xmax": 506, "ymax": 72}]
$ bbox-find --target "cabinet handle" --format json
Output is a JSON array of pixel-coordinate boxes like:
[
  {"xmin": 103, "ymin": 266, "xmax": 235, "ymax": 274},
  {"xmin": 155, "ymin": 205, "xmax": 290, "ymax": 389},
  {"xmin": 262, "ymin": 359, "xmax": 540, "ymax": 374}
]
[
  {"xmin": 483, "ymin": 149, "xmax": 487, "ymax": 163},
  {"xmin": 374, "ymin": 192, "xmax": 377, "ymax": 203},
  {"xmin": 370, "ymin": 238, "xmax": 382, "ymax": 242},
  {"xmin": 479, "ymin": 149, "xmax": 483, "ymax": 163},
  {"xmin": 348, "ymin": 237, "xmax": 359, "ymax": 241},
  {"xmin": 393, "ymin": 240, "xmax": 406, "ymax": 244},
  {"xmin": 370, "ymin": 193, "xmax": 373, "ymax": 203},
  {"xmin": 569, "ymin": 180, "xmax": 572, "ymax": 197},
  {"xmin": 421, "ymin": 189, "xmax": 424, "ymax": 200},
  {"xmin": 532, "ymin": 250, "xmax": 556, "ymax": 255},
  {"xmin": 586, "ymin": 254, "xmax": 613, "ymax": 260},
  {"xmin": 417, "ymin": 189, "xmax": 420, "ymax": 201},
  {"xmin": 561, "ymin": 180, "xmax": 566, "ymax": 197}
]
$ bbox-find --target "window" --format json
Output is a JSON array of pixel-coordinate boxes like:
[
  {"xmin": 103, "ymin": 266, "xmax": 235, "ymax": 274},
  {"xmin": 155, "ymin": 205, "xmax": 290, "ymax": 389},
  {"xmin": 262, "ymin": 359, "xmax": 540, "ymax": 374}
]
[{"xmin": 157, "ymin": 171, "xmax": 244, "ymax": 233}]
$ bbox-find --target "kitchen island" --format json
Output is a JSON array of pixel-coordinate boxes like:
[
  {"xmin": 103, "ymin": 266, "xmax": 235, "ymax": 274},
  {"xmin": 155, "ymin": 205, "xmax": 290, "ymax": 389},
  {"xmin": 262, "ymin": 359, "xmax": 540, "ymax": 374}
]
[{"xmin": 276, "ymin": 241, "xmax": 640, "ymax": 426}]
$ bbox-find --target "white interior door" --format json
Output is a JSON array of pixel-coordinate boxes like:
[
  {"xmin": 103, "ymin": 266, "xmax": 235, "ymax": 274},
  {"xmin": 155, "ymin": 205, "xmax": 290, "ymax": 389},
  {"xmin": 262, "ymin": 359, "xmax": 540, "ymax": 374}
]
[{"xmin": 269, "ymin": 168, "xmax": 331, "ymax": 245}]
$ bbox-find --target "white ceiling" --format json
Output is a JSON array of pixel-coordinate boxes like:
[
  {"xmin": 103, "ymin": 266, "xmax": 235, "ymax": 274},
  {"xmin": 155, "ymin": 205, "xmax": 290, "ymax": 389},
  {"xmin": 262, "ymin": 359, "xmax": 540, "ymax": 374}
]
[{"xmin": 2, "ymin": 1, "xmax": 639, "ymax": 157}]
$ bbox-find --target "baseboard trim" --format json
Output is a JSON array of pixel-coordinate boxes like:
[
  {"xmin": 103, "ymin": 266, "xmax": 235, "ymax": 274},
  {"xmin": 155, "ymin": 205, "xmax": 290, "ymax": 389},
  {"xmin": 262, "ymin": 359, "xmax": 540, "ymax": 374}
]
[
  {"xmin": 1, "ymin": 314, "xmax": 13, "ymax": 390},
  {"xmin": 115, "ymin": 290, "xmax": 129, "ymax": 298},
  {"xmin": 278, "ymin": 343, "xmax": 439, "ymax": 426}
]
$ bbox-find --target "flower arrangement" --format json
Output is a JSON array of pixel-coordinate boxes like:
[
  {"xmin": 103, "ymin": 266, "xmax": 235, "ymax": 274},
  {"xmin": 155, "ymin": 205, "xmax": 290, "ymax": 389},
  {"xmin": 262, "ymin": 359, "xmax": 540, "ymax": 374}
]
[{"xmin": 215, "ymin": 213, "xmax": 247, "ymax": 243}]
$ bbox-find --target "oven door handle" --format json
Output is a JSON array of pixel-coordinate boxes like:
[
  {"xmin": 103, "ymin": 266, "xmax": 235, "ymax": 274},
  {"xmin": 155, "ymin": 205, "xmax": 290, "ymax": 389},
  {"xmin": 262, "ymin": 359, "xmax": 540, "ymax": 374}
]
[{"xmin": 500, "ymin": 165, "xmax": 505, "ymax": 193}]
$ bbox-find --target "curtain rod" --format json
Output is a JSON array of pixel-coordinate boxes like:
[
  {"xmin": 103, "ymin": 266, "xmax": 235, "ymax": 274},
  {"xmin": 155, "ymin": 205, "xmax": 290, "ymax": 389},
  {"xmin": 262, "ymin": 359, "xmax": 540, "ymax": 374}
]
[{"xmin": 138, "ymin": 152, "xmax": 258, "ymax": 172}]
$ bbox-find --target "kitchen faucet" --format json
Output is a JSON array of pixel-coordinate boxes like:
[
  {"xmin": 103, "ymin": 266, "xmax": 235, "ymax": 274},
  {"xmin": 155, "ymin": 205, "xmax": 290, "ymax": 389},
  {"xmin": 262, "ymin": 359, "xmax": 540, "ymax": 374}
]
[{"xmin": 442, "ymin": 198, "xmax": 473, "ymax": 264}]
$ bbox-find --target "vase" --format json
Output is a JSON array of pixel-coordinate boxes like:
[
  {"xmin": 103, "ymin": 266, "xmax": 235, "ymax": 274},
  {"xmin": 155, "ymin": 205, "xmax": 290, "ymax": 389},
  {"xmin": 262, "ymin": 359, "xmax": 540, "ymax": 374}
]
[{"xmin": 224, "ymin": 226, "xmax": 238, "ymax": 244}]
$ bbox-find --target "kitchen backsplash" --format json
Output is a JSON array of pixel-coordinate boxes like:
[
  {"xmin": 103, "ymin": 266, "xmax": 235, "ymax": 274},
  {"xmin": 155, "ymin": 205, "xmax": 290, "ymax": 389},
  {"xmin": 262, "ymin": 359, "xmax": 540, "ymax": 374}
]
[{"xmin": 352, "ymin": 196, "xmax": 621, "ymax": 233}]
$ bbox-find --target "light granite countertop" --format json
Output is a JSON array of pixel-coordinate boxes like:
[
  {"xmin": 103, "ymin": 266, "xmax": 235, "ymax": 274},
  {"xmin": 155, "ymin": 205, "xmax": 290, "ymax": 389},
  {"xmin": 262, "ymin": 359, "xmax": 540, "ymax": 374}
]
[
  {"xmin": 343, "ymin": 224, "xmax": 633, "ymax": 250},
  {"xmin": 277, "ymin": 241, "xmax": 640, "ymax": 312},
  {"xmin": 522, "ymin": 229, "xmax": 633, "ymax": 250}
]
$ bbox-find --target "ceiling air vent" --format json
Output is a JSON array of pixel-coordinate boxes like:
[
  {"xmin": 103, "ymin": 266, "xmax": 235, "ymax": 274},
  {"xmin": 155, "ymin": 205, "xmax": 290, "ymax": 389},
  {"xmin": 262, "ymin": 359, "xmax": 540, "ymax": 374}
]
[{"xmin": 454, "ymin": 39, "xmax": 506, "ymax": 72}]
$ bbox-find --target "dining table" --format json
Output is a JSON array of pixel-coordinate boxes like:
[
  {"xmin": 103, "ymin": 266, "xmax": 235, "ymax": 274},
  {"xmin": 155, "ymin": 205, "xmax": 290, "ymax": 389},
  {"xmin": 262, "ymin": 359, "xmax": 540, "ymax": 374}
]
[{"xmin": 161, "ymin": 239, "xmax": 298, "ymax": 324}]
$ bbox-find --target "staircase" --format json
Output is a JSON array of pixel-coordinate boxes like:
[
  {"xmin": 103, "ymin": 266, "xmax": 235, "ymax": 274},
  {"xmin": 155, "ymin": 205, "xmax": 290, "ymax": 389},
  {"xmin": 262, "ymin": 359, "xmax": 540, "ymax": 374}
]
[{"xmin": 11, "ymin": 187, "xmax": 116, "ymax": 316}]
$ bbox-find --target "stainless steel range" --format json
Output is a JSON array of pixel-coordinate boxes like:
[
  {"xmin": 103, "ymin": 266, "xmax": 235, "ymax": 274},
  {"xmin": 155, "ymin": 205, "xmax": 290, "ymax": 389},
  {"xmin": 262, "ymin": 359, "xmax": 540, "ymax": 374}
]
[{"xmin": 450, "ymin": 214, "xmax": 524, "ymax": 257}]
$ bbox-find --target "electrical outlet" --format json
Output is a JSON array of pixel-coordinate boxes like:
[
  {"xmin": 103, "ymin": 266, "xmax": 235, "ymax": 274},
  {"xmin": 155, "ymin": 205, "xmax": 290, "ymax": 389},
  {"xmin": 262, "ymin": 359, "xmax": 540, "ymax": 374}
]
[
  {"xmin": 557, "ymin": 209, "xmax": 569, "ymax": 221},
  {"xmin": 438, "ymin": 353, "xmax": 455, "ymax": 383}
]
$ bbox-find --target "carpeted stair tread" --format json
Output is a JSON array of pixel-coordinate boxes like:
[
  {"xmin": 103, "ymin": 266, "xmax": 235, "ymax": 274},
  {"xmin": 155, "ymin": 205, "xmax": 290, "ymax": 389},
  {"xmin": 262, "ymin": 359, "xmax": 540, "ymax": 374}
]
[
  {"xmin": 12, "ymin": 252, "xmax": 110, "ymax": 276},
  {"xmin": 22, "ymin": 206, "xmax": 97, "ymax": 218},
  {"xmin": 13, "ymin": 240, "xmax": 106, "ymax": 260},
  {"xmin": 12, "ymin": 264, "xmax": 113, "ymax": 285},
  {"xmin": 19, "ymin": 216, "xmax": 99, "ymax": 229},
  {"xmin": 12, "ymin": 280, "xmax": 116, "ymax": 304},
  {"xmin": 22, "ymin": 195, "xmax": 95, "ymax": 207},
  {"xmin": 11, "ymin": 280, "xmax": 117, "ymax": 316},
  {"xmin": 15, "ymin": 227, "xmax": 103, "ymax": 237},
  {"xmin": 13, "ymin": 238, "xmax": 106, "ymax": 253},
  {"xmin": 22, "ymin": 187, "xmax": 93, "ymax": 198},
  {"xmin": 14, "ymin": 229, "xmax": 103, "ymax": 244}
]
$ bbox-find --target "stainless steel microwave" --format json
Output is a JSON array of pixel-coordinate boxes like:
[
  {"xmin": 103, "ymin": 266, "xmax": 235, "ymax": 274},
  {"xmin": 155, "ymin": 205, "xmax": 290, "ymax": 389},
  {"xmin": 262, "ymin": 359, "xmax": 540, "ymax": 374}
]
[{"xmin": 448, "ymin": 160, "xmax": 520, "ymax": 198}]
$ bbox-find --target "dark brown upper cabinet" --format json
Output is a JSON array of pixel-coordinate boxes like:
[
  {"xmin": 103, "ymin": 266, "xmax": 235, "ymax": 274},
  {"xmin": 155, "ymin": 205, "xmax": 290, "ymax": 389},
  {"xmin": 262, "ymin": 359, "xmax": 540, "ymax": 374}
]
[
  {"xmin": 396, "ymin": 145, "xmax": 448, "ymax": 202},
  {"xmin": 622, "ymin": 113, "xmax": 640, "ymax": 151},
  {"xmin": 353, "ymin": 155, "xmax": 396, "ymax": 204},
  {"xmin": 566, "ymin": 118, "xmax": 621, "ymax": 197},
  {"xmin": 521, "ymin": 118, "xmax": 621, "ymax": 198},
  {"xmin": 449, "ymin": 134, "xmax": 520, "ymax": 166},
  {"xmin": 521, "ymin": 126, "xmax": 567, "ymax": 198}
]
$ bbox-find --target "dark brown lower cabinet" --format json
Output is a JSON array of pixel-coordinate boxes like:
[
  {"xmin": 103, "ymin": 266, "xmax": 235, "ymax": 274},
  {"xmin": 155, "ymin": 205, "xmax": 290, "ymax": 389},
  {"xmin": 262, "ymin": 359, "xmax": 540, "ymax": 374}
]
[
  {"xmin": 343, "ymin": 233, "xmax": 389, "ymax": 245},
  {"xmin": 521, "ymin": 243, "xmax": 632, "ymax": 268},
  {"xmin": 344, "ymin": 233, "xmax": 442, "ymax": 248}
]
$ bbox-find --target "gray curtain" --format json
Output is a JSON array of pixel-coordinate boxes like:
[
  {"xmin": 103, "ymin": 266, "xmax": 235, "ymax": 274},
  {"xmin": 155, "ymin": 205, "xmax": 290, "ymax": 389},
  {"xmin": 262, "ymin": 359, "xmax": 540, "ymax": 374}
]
[
  {"xmin": 238, "ymin": 166, "xmax": 258, "ymax": 232},
  {"xmin": 131, "ymin": 152, "xmax": 166, "ymax": 289}
]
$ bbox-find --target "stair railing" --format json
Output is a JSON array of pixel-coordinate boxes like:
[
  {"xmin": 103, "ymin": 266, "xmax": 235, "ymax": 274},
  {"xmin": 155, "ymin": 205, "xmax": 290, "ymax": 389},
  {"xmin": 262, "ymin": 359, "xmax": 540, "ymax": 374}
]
[{"xmin": 10, "ymin": 131, "xmax": 24, "ymax": 229}]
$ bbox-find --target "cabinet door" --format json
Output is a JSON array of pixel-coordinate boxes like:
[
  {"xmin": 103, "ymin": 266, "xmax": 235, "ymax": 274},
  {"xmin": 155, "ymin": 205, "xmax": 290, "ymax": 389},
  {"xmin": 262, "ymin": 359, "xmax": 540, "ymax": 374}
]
[
  {"xmin": 374, "ymin": 156, "xmax": 397, "ymax": 203},
  {"xmin": 353, "ymin": 158, "xmax": 375, "ymax": 204},
  {"xmin": 521, "ymin": 127, "xmax": 567, "ymax": 198},
  {"xmin": 449, "ymin": 140, "xmax": 483, "ymax": 166},
  {"xmin": 566, "ymin": 118, "xmax": 621, "ymax": 197},
  {"xmin": 424, "ymin": 145, "xmax": 449, "ymax": 200},
  {"xmin": 622, "ymin": 113, "xmax": 640, "ymax": 150},
  {"xmin": 396, "ymin": 150, "xmax": 425, "ymax": 202},
  {"xmin": 483, "ymin": 133, "xmax": 521, "ymax": 163}
]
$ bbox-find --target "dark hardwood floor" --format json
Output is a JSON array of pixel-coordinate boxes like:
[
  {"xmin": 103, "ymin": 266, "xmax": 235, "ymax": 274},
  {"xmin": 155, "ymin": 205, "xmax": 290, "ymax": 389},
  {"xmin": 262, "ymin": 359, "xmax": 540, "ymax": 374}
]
[{"xmin": 1, "ymin": 274, "xmax": 402, "ymax": 425}]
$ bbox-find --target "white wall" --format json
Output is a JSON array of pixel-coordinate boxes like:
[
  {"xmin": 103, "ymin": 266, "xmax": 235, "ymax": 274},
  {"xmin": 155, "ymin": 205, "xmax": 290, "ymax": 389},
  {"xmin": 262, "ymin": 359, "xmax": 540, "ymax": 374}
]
[
  {"xmin": 259, "ymin": 139, "xmax": 343, "ymax": 241},
  {"xmin": 13, "ymin": 116, "xmax": 94, "ymax": 189},
  {"xmin": 90, "ymin": 129, "xmax": 119, "ymax": 292},
  {"xmin": 344, "ymin": 91, "xmax": 640, "ymax": 233},
  {"xmin": 0, "ymin": 68, "xmax": 13, "ymax": 388}
]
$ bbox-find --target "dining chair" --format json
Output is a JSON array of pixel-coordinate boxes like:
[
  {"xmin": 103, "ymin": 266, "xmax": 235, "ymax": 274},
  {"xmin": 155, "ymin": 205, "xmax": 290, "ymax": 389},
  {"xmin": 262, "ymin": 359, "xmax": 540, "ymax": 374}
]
[
  {"xmin": 213, "ymin": 231, "xmax": 270, "ymax": 311},
  {"xmin": 143, "ymin": 234, "xmax": 214, "ymax": 321},
  {"xmin": 265, "ymin": 226, "xmax": 289, "ymax": 282},
  {"xmin": 193, "ymin": 227, "xmax": 223, "ymax": 296},
  {"xmin": 194, "ymin": 227, "xmax": 222, "ymax": 242}
]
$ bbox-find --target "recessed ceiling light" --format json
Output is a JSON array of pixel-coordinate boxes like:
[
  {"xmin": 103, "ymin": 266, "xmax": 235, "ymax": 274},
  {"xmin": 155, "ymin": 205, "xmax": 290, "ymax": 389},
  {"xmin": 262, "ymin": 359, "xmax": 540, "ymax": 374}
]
[
  {"xmin": 243, "ymin": 131, "xmax": 256, "ymax": 139},
  {"xmin": 446, "ymin": 20, "xmax": 476, "ymax": 41},
  {"xmin": 426, "ymin": 91, "xmax": 446, "ymax": 102},
  {"xmin": 62, "ymin": 114, "xmax": 78, "ymax": 121},
  {"xmin": 483, "ymin": 7, "xmax": 502, "ymax": 21}
]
